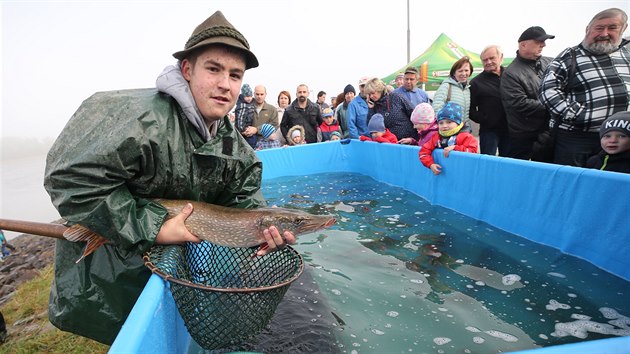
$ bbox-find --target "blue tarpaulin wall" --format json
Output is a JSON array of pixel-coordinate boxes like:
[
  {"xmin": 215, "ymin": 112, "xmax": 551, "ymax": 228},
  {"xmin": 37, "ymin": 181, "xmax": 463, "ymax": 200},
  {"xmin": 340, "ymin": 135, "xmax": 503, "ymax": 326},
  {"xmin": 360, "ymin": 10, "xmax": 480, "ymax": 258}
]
[{"xmin": 110, "ymin": 140, "xmax": 630, "ymax": 353}]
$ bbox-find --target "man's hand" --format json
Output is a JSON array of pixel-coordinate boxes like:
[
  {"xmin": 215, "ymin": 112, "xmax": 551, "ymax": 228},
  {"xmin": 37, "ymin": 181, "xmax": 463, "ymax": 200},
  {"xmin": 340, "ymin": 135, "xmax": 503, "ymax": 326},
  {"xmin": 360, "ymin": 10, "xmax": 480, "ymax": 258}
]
[
  {"xmin": 243, "ymin": 126, "xmax": 258, "ymax": 137},
  {"xmin": 155, "ymin": 203, "xmax": 201, "ymax": 244},
  {"xmin": 254, "ymin": 226, "xmax": 297, "ymax": 257}
]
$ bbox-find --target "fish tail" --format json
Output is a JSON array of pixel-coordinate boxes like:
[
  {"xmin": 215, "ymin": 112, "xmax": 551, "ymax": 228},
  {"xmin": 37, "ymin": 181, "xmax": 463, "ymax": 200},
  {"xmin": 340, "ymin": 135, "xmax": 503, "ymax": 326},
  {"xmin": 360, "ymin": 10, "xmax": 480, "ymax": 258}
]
[{"xmin": 63, "ymin": 224, "xmax": 109, "ymax": 263}]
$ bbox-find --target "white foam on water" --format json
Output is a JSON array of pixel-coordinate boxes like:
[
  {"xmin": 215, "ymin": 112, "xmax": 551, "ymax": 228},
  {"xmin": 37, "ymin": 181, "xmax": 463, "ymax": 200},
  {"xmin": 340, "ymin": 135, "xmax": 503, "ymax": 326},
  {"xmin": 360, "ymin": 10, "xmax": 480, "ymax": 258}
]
[
  {"xmin": 553, "ymin": 320, "xmax": 621, "ymax": 339},
  {"xmin": 484, "ymin": 330, "xmax": 519, "ymax": 342},
  {"xmin": 601, "ymin": 307, "xmax": 622, "ymax": 319},
  {"xmin": 475, "ymin": 281, "xmax": 486, "ymax": 286},
  {"xmin": 387, "ymin": 311, "xmax": 399, "ymax": 318},
  {"xmin": 546, "ymin": 299, "xmax": 571, "ymax": 311},
  {"xmin": 410, "ymin": 279, "xmax": 424, "ymax": 284},
  {"xmin": 465, "ymin": 326, "xmax": 481, "ymax": 333},
  {"xmin": 600, "ymin": 307, "xmax": 630, "ymax": 329},
  {"xmin": 437, "ymin": 307, "xmax": 448, "ymax": 312},
  {"xmin": 472, "ymin": 336, "xmax": 485, "ymax": 344},
  {"xmin": 539, "ymin": 334, "xmax": 548, "ymax": 340},
  {"xmin": 502, "ymin": 274, "xmax": 521, "ymax": 286},
  {"xmin": 567, "ymin": 293, "xmax": 577, "ymax": 298},
  {"xmin": 455, "ymin": 259, "xmax": 464, "ymax": 264},
  {"xmin": 547, "ymin": 272, "xmax": 566, "ymax": 278},
  {"xmin": 433, "ymin": 337, "xmax": 451, "ymax": 345},
  {"xmin": 571, "ymin": 314, "xmax": 591, "ymax": 320},
  {"xmin": 371, "ymin": 328, "xmax": 385, "ymax": 335},
  {"xmin": 331, "ymin": 289, "xmax": 342, "ymax": 295}
]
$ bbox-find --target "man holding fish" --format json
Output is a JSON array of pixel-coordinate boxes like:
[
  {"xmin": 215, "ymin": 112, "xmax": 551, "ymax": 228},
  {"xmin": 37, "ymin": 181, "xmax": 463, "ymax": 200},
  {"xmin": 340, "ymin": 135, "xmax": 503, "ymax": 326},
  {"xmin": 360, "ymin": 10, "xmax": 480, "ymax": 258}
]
[{"xmin": 43, "ymin": 11, "xmax": 311, "ymax": 345}]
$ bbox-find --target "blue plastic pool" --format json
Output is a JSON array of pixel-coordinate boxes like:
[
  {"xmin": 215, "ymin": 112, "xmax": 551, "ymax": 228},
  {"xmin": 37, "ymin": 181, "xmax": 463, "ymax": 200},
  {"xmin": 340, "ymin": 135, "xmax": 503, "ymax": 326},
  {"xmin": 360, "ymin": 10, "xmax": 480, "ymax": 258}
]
[{"xmin": 110, "ymin": 140, "xmax": 630, "ymax": 353}]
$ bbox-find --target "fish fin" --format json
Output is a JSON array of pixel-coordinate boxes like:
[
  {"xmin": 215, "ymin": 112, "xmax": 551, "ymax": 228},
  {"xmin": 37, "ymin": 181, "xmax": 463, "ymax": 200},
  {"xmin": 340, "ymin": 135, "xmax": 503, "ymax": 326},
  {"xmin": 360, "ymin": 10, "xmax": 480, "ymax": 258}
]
[
  {"xmin": 63, "ymin": 224, "xmax": 109, "ymax": 263},
  {"xmin": 250, "ymin": 242, "xmax": 269, "ymax": 259}
]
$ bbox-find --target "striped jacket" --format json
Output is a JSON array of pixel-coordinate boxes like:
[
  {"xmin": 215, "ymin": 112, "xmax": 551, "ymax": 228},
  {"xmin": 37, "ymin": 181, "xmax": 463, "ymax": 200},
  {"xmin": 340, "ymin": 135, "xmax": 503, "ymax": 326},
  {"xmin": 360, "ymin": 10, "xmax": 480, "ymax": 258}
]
[{"xmin": 539, "ymin": 42, "xmax": 630, "ymax": 133}]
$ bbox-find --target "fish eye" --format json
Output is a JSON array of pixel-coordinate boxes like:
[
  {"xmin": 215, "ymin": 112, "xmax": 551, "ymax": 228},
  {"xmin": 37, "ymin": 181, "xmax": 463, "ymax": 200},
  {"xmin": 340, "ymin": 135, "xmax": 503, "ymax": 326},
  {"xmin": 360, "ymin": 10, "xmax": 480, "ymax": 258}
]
[{"xmin": 293, "ymin": 218, "xmax": 305, "ymax": 226}]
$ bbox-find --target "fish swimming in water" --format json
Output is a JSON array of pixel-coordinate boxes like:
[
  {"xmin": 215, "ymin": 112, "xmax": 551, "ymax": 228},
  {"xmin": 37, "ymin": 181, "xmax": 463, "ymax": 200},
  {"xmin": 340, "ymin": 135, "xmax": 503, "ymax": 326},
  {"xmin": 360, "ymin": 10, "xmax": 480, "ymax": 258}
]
[{"xmin": 0, "ymin": 199, "xmax": 337, "ymax": 263}]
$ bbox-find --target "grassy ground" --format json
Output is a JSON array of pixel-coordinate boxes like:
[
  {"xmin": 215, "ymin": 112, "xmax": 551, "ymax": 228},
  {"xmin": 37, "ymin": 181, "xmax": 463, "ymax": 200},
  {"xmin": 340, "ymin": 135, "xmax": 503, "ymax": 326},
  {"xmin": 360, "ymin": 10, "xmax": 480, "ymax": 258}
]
[{"xmin": 0, "ymin": 265, "xmax": 109, "ymax": 354}]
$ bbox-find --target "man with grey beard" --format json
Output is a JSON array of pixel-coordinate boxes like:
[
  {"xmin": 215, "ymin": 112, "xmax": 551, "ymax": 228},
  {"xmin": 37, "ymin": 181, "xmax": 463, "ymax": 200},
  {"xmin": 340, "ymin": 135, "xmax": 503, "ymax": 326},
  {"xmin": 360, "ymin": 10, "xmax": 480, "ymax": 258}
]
[{"xmin": 539, "ymin": 8, "xmax": 630, "ymax": 167}]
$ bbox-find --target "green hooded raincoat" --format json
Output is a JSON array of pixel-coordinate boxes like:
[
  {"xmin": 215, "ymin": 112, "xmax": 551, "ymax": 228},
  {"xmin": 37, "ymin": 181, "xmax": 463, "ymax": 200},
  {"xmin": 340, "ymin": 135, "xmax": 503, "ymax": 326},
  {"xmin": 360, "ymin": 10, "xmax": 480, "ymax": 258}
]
[{"xmin": 44, "ymin": 88, "xmax": 265, "ymax": 344}]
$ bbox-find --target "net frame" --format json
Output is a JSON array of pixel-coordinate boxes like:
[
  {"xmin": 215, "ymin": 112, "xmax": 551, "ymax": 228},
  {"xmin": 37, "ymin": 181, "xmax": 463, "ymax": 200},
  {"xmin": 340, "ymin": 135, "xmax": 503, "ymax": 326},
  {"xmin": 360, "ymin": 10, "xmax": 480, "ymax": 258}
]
[{"xmin": 143, "ymin": 241, "xmax": 304, "ymax": 349}]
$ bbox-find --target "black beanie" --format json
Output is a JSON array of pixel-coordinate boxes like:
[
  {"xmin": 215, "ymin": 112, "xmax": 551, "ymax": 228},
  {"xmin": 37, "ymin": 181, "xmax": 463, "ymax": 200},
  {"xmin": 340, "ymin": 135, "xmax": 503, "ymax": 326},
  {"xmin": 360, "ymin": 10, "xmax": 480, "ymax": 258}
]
[
  {"xmin": 600, "ymin": 111, "xmax": 630, "ymax": 138},
  {"xmin": 343, "ymin": 84, "xmax": 356, "ymax": 95}
]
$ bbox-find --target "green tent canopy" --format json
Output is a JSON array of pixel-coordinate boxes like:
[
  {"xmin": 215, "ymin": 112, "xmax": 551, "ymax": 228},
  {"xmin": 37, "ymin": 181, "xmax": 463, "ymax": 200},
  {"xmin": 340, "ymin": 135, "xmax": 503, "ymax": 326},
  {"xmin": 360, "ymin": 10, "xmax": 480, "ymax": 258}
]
[{"xmin": 382, "ymin": 33, "xmax": 513, "ymax": 92}]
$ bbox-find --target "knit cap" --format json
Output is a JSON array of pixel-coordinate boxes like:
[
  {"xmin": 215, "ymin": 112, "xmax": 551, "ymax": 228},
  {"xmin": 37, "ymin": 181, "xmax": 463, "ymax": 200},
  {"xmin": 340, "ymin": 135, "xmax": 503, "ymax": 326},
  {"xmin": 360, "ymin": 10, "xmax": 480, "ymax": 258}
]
[
  {"xmin": 410, "ymin": 103, "xmax": 435, "ymax": 124},
  {"xmin": 322, "ymin": 107, "xmax": 334, "ymax": 118},
  {"xmin": 241, "ymin": 84, "xmax": 252, "ymax": 97},
  {"xmin": 600, "ymin": 111, "xmax": 630, "ymax": 138},
  {"xmin": 259, "ymin": 123, "xmax": 275, "ymax": 139},
  {"xmin": 436, "ymin": 102, "xmax": 463, "ymax": 125},
  {"xmin": 368, "ymin": 113, "xmax": 386, "ymax": 133},
  {"xmin": 344, "ymin": 84, "xmax": 356, "ymax": 95}
]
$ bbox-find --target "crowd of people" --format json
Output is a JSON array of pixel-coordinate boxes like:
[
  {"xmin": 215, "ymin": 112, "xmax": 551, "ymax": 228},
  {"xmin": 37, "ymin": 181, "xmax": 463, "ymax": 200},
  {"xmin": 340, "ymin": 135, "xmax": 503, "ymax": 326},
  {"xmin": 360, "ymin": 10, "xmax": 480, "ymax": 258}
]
[
  {"xmin": 231, "ymin": 7, "xmax": 629, "ymax": 174},
  {"xmin": 6, "ymin": 5, "xmax": 626, "ymax": 349}
]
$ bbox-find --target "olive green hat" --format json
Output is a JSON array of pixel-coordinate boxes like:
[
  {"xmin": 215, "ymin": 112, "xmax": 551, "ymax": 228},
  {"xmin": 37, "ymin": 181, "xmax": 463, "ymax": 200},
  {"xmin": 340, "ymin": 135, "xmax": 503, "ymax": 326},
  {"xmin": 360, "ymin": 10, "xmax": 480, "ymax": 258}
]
[{"xmin": 172, "ymin": 10, "xmax": 259, "ymax": 69}]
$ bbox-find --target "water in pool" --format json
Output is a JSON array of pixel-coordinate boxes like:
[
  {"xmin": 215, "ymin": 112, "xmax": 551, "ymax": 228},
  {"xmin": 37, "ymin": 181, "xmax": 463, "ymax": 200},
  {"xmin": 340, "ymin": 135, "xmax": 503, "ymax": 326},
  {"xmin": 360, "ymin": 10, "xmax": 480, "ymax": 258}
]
[{"xmin": 191, "ymin": 172, "xmax": 630, "ymax": 353}]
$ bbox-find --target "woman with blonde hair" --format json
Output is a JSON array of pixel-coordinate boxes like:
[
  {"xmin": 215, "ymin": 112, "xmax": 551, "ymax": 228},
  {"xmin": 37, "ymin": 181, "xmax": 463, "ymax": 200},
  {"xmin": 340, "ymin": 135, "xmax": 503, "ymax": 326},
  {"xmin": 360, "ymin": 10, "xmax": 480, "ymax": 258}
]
[{"xmin": 364, "ymin": 78, "xmax": 415, "ymax": 140}]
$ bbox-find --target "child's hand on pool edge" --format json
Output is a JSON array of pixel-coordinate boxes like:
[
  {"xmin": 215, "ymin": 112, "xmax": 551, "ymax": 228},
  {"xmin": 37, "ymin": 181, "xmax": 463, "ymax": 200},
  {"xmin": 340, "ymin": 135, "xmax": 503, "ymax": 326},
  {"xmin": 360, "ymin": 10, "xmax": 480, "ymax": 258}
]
[{"xmin": 430, "ymin": 164, "xmax": 442, "ymax": 175}]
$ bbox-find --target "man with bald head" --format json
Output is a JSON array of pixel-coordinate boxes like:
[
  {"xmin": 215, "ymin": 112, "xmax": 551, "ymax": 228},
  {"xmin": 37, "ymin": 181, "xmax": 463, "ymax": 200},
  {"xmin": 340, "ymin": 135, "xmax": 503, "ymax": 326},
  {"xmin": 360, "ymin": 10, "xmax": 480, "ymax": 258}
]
[
  {"xmin": 241, "ymin": 85, "xmax": 279, "ymax": 143},
  {"xmin": 540, "ymin": 8, "xmax": 630, "ymax": 166},
  {"xmin": 470, "ymin": 45, "xmax": 510, "ymax": 156}
]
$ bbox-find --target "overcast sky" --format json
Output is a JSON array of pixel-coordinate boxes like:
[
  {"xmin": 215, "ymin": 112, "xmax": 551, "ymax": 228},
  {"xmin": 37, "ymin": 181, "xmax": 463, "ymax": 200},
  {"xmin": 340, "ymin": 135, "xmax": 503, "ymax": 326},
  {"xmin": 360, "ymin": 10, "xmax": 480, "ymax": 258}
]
[{"xmin": 2, "ymin": 0, "xmax": 629, "ymax": 139}]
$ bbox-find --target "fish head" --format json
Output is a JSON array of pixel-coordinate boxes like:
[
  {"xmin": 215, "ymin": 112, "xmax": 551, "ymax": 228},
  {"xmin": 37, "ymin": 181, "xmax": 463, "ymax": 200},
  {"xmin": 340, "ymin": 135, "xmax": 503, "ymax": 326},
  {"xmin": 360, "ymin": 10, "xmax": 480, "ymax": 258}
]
[{"xmin": 259, "ymin": 208, "xmax": 336, "ymax": 236}]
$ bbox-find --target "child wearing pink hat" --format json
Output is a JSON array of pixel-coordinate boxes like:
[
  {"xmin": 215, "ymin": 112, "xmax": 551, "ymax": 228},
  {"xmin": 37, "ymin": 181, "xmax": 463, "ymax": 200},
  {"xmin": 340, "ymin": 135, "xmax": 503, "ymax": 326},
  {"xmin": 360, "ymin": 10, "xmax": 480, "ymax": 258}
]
[{"xmin": 398, "ymin": 103, "xmax": 439, "ymax": 146}]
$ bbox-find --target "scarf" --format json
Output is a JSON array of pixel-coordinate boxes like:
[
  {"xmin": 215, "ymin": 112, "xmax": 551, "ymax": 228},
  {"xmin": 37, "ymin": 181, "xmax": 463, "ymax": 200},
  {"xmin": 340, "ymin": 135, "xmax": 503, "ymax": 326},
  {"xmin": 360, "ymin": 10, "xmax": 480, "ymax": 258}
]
[
  {"xmin": 155, "ymin": 64, "xmax": 219, "ymax": 142},
  {"xmin": 438, "ymin": 122, "xmax": 464, "ymax": 138}
]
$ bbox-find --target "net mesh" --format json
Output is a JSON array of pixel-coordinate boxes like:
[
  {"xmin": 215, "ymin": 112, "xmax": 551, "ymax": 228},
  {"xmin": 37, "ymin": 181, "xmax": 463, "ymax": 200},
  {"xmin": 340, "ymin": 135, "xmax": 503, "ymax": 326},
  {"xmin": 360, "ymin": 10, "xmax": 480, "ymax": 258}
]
[{"xmin": 143, "ymin": 241, "xmax": 304, "ymax": 350}]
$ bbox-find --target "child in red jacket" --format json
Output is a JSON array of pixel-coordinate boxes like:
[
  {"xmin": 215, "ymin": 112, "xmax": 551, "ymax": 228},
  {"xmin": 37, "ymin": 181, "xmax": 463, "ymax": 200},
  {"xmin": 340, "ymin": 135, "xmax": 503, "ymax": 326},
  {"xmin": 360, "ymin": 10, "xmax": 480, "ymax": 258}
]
[
  {"xmin": 319, "ymin": 107, "xmax": 342, "ymax": 141},
  {"xmin": 419, "ymin": 102, "xmax": 478, "ymax": 175},
  {"xmin": 360, "ymin": 113, "xmax": 398, "ymax": 144}
]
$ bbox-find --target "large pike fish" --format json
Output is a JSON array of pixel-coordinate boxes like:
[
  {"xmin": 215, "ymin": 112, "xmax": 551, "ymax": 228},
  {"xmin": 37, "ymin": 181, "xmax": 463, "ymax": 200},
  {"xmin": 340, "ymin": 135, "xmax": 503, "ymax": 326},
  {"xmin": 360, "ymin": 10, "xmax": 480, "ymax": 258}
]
[{"xmin": 0, "ymin": 199, "xmax": 337, "ymax": 262}]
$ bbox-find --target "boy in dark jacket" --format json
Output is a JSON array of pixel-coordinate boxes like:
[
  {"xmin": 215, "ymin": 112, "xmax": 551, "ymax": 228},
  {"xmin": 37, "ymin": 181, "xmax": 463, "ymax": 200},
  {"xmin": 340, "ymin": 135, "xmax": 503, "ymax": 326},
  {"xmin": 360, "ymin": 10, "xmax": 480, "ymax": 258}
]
[
  {"xmin": 235, "ymin": 83, "xmax": 256, "ymax": 148},
  {"xmin": 319, "ymin": 107, "xmax": 341, "ymax": 141},
  {"xmin": 586, "ymin": 112, "xmax": 630, "ymax": 174}
]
